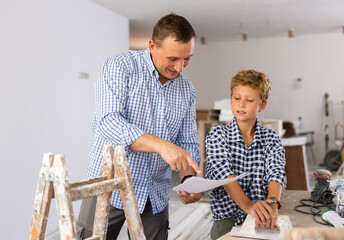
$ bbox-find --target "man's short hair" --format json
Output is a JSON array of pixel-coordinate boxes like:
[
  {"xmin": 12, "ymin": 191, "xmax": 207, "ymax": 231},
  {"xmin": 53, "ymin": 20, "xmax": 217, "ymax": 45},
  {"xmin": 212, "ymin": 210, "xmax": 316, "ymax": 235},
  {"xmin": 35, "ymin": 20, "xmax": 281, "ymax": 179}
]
[
  {"xmin": 231, "ymin": 70, "xmax": 272, "ymax": 102},
  {"xmin": 152, "ymin": 13, "xmax": 196, "ymax": 47}
]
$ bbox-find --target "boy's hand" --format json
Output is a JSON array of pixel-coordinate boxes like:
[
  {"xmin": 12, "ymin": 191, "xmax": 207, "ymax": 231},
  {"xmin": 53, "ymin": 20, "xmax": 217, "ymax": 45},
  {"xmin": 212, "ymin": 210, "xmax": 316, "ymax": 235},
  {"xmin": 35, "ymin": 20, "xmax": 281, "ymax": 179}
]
[
  {"xmin": 177, "ymin": 191, "xmax": 203, "ymax": 204},
  {"xmin": 245, "ymin": 200, "xmax": 278, "ymax": 229},
  {"xmin": 265, "ymin": 199, "xmax": 279, "ymax": 228}
]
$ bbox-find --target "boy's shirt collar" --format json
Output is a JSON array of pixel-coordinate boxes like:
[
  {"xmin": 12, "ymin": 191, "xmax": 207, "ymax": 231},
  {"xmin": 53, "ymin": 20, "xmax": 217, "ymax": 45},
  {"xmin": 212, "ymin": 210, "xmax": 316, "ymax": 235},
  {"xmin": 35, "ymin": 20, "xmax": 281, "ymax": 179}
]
[{"xmin": 230, "ymin": 117, "xmax": 265, "ymax": 147}]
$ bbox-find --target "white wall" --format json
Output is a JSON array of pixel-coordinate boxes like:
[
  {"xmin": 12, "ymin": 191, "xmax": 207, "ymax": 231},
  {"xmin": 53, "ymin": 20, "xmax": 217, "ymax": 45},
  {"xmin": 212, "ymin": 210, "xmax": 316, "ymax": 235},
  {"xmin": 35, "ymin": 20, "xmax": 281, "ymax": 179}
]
[
  {"xmin": 0, "ymin": 0, "xmax": 128, "ymax": 239},
  {"xmin": 184, "ymin": 32, "xmax": 344, "ymax": 163}
]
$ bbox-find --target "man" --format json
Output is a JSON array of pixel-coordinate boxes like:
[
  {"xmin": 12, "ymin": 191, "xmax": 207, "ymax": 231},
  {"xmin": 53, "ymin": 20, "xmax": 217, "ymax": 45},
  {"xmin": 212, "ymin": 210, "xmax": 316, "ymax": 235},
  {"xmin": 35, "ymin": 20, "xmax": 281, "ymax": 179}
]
[{"xmin": 76, "ymin": 13, "xmax": 203, "ymax": 239}]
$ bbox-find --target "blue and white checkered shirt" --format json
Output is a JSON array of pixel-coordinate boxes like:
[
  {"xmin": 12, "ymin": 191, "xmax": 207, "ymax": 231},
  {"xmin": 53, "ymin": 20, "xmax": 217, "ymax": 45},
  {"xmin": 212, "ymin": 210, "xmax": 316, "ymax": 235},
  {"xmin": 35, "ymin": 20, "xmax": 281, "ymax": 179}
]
[
  {"xmin": 205, "ymin": 118, "xmax": 286, "ymax": 225},
  {"xmin": 86, "ymin": 48, "xmax": 200, "ymax": 214}
]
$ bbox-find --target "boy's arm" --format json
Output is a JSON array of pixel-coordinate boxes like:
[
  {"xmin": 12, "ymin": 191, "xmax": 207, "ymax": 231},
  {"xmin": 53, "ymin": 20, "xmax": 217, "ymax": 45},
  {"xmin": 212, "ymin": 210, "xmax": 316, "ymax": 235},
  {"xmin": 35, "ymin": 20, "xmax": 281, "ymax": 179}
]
[
  {"xmin": 265, "ymin": 181, "xmax": 283, "ymax": 227},
  {"xmin": 223, "ymin": 176, "xmax": 278, "ymax": 229},
  {"xmin": 267, "ymin": 181, "xmax": 282, "ymax": 202}
]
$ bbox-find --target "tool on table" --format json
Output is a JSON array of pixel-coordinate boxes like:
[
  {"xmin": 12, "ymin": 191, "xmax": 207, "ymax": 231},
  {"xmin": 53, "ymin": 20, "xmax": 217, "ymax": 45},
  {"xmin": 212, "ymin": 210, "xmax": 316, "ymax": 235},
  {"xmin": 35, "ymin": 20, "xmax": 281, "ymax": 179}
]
[
  {"xmin": 293, "ymin": 169, "xmax": 337, "ymax": 226},
  {"xmin": 329, "ymin": 179, "xmax": 344, "ymax": 217},
  {"xmin": 321, "ymin": 210, "xmax": 344, "ymax": 228},
  {"xmin": 310, "ymin": 169, "xmax": 335, "ymax": 204}
]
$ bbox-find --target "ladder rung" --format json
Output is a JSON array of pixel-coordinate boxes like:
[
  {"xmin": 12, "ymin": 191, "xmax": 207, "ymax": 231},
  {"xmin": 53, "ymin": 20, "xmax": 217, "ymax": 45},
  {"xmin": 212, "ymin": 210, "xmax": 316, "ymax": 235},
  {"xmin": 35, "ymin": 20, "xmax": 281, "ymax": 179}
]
[
  {"xmin": 85, "ymin": 237, "xmax": 100, "ymax": 240},
  {"xmin": 69, "ymin": 176, "xmax": 108, "ymax": 189},
  {"xmin": 69, "ymin": 178, "xmax": 125, "ymax": 201}
]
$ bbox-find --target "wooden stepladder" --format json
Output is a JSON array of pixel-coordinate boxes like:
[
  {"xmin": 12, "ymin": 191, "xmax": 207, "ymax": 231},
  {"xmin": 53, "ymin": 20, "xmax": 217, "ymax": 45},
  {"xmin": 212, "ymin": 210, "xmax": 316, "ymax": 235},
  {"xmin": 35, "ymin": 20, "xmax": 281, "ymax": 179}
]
[{"xmin": 29, "ymin": 145, "xmax": 146, "ymax": 240}]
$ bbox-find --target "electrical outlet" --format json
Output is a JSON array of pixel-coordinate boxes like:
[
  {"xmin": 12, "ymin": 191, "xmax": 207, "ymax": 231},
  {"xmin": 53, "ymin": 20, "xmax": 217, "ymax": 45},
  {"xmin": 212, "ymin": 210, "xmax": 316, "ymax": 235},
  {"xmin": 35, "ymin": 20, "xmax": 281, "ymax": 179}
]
[{"xmin": 77, "ymin": 72, "xmax": 90, "ymax": 79}]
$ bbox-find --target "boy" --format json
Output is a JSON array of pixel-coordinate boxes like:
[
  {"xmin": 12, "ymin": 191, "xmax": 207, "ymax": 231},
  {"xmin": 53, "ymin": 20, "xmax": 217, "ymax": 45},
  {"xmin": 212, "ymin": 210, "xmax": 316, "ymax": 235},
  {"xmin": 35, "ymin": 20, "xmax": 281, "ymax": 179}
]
[{"xmin": 205, "ymin": 70, "xmax": 287, "ymax": 239}]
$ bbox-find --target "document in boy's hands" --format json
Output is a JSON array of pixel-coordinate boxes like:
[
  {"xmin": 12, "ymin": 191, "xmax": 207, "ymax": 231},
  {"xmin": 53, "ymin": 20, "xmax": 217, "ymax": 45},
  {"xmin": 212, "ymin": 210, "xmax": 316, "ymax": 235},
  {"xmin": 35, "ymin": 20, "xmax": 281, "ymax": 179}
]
[{"xmin": 172, "ymin": 172, "xmax": 250, "ymax": 193}]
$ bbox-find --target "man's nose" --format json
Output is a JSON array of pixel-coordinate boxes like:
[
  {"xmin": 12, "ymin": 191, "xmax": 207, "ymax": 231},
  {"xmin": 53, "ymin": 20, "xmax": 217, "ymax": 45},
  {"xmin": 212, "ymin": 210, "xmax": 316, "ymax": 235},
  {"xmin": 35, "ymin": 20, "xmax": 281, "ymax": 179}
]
[{"xmin": 174, "ymin": 60, "xmax": 184, "ymax": 73}]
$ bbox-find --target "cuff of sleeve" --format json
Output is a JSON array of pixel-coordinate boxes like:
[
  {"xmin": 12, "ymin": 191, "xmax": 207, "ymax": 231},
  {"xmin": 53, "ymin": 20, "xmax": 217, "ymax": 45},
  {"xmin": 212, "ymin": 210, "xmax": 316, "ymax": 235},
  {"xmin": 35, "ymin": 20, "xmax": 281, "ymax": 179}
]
[
  {"xmin": 268, "ymin": 177, "xmax": 287, "ymax": 190},
  {"xmin": 122, "ymin": 125, "xmax": 145, "ymax": 155}
]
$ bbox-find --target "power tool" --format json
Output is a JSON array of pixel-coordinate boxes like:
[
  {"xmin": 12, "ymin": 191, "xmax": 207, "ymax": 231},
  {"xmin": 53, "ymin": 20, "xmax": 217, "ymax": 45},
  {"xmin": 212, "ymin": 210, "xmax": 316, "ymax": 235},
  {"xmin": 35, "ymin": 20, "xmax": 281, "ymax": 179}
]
[
  {"xmin": 329, "ymin": 179, "xmax": 344, "ymax": 217},
  {"xmin": 310, "ymin": 169, "xmax": 335, "ymax": 204}
]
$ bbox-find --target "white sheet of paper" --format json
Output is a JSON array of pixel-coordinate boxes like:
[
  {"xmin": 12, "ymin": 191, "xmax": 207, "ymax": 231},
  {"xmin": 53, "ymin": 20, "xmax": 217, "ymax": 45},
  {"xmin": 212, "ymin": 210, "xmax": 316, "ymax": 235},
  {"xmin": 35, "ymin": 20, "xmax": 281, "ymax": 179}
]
[{"xmin": 172, "ymin": 172, "xmax": 250, "ymax": 193}]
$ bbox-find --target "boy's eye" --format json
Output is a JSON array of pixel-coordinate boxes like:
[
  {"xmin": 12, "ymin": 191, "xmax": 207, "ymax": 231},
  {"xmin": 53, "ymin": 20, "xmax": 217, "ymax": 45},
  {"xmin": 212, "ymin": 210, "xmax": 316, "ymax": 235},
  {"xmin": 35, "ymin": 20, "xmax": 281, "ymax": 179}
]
[{"xmin": 247, "ymin": 99, "xmax": 254, "ymax": 102}]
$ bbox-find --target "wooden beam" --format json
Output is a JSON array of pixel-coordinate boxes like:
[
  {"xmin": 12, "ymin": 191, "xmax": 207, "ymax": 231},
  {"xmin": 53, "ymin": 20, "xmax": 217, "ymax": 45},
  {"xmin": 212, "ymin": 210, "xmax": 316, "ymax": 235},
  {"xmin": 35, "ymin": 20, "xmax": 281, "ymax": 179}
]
[
  {"xmin": 69, "ymin": 178, "xmax": 124, "ymax": 201},
  {"xmin": 114, "ymin": 146, "xmax": 146, "ymax": 240},
  {"xmin": 69, "ymin": 176, "xmax": 107, "ymax": 189}
]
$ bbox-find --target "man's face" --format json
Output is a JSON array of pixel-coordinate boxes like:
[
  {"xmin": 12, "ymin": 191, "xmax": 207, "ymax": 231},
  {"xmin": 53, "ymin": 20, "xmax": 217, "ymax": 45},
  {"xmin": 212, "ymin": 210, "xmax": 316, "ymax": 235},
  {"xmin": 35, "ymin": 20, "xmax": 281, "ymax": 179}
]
[{"xmin": 149, "ymin": 36, "xmax": 194, "ymax": 83}]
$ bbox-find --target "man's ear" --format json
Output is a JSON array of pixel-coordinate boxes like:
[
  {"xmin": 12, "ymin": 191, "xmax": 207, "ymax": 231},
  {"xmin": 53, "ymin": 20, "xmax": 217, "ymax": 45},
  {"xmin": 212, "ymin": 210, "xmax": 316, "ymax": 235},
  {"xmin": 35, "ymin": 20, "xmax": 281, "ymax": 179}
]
[
  {"xmin": 148, "ymin": 39, "xmax": 155, "ymax": 52},
  {"xmin": 259, "ymin": 101, "xmax": 267, "ymax": 112}
]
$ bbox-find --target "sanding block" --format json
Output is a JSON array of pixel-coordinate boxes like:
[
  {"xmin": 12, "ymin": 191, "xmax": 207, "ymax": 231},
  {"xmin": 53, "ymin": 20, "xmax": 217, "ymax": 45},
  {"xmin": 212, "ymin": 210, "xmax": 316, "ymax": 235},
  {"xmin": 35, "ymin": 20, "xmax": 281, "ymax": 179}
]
[{"xmin": 229, "ymin": 214, "xmax": 293, "ymax": 240}]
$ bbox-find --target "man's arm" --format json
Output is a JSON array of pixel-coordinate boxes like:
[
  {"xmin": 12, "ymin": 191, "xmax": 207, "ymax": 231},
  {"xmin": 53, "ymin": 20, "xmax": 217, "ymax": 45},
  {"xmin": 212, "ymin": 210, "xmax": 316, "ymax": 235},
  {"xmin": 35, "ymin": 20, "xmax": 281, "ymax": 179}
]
[
  {"xmin": 96, "ymin": 57, "xmax": 145, "ymax": 150},
  {"xmin": 130, "ymin": 134, "xmax": 203, "ymax": 204}
]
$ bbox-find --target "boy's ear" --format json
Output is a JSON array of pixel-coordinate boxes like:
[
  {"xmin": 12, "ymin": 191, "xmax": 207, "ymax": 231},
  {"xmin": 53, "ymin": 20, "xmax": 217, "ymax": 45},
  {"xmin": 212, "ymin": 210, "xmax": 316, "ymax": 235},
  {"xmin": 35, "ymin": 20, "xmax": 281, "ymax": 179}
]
[{"xmin": 259, "ymin": 101, "xmax": 267, "ymax": 112}]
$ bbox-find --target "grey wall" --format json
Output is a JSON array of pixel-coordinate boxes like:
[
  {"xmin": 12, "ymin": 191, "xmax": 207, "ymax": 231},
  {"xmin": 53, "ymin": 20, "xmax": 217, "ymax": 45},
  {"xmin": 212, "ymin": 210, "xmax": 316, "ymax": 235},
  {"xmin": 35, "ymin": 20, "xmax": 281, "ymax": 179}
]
[
  {"xmin": 0, "ymin": 0, "xmax": 128, "ymax": 239},
  {"xmin": 184, "ymin": 32, "xmax": 344, "ymax": 164}
]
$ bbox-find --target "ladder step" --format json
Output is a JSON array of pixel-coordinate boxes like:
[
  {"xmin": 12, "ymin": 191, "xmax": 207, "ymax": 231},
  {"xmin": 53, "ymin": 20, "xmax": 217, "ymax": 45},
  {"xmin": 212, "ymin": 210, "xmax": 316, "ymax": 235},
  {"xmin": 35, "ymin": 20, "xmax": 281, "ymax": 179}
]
[
  {"xmin": 85, "ymin": 237, "xmax": 100, "ymax": 240},
  {"xmin": 69, "ymin": 178, "xmax": 125, "ymax": 201},
  {"xmin": 69, "ymin": 176, "xmax": 108, "ymax": 189}
]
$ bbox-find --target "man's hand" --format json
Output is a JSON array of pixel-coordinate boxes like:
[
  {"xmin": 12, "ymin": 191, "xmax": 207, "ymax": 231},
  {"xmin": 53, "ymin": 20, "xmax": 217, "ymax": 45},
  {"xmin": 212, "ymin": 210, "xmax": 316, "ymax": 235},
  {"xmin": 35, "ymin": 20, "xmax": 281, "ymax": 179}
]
[
  {"xmin": 129, "ymin": 134, "xmax": 201, "ymax": 174},
  {"xmin": 158, "ymin": 140, "xmax": 201, "ymax": 174},
  {"xmin": 244, "ymin": 200, "xmax": 278, "ymax": 229},
  {"xmin": 177, "ymin": 191, "xmax": 203, "ymax": 204}
]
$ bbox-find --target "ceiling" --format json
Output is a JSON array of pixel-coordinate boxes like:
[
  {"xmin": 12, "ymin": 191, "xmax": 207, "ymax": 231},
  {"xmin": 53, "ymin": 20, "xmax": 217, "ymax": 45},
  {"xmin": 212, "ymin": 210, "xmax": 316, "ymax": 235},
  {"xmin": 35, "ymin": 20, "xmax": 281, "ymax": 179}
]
[{"xmin": 90, "ymin": 0, "xmax": 344, "ymax": 48}]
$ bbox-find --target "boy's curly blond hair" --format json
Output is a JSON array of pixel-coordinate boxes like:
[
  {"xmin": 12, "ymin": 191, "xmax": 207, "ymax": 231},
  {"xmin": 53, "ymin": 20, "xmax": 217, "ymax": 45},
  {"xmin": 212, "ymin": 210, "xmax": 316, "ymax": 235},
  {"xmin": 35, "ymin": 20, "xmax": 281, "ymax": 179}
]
[{"xmin": 230, "ymin": 69, "xmax": 271, "ymax": 102}]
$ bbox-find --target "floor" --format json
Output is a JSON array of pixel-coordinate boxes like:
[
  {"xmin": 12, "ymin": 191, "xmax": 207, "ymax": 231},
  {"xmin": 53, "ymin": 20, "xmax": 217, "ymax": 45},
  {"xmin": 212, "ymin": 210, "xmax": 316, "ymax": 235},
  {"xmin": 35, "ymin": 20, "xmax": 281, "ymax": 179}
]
[{"xmin": 118, "ymin": 171, "xmax": 211, "ymax": 239}]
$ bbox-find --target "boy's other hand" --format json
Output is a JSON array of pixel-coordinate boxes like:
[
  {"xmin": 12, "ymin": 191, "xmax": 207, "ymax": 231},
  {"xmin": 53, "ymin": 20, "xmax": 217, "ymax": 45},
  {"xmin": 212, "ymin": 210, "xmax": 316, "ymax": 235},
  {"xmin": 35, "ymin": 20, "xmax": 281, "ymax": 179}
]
[{"xmin": 265, "ymin": 199, "xmax": 279, "ymax": 228}]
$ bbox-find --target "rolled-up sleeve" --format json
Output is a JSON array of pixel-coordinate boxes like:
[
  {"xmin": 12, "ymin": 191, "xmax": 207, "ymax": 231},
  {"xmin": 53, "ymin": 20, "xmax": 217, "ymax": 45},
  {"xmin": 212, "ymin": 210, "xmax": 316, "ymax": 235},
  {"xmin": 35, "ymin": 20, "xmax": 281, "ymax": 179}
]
[
  {"xmin": 205, "ymin": 126, "xmax": 234, "ymax": 180},
  {"xmin": 265, "ymin": 137, "xmax": 287, "ymax": 190},
  {"xmin": 95, "ymin": 57, "xmax": 144, "ymax": 150}
]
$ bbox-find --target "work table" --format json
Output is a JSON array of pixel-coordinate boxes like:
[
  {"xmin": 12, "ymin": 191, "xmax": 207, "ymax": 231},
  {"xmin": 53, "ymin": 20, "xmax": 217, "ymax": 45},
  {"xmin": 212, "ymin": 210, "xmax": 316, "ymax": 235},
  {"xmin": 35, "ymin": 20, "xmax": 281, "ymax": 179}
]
[{"xmin": 218, "ymin": 190, "xmax": 335, "ymax": 240}]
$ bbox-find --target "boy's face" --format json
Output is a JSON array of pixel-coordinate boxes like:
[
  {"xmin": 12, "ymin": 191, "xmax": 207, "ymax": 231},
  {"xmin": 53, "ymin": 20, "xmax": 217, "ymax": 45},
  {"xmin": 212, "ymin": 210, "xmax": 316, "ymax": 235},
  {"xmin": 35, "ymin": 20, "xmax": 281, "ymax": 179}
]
[
  {"xmin": 231, "ymin": 85, "xmax": 267, "ymax": 124},
  {"xmin": 149, "ymin": 36, "xmax": 194, "ymax": 84}
]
